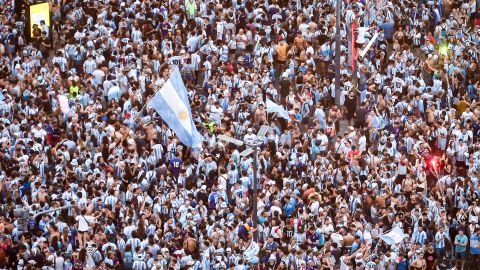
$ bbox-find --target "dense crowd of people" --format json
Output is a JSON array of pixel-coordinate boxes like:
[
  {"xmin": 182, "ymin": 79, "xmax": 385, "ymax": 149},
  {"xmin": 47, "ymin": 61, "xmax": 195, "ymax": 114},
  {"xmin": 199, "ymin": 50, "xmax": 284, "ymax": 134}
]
[{"xmin": 1, "ymin": 0, "xmax": 480, "ymax": 269}]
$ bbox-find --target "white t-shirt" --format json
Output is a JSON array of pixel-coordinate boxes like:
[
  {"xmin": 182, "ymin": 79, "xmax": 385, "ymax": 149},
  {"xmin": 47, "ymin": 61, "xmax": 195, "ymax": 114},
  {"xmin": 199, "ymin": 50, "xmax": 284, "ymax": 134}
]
[
  {"xmin": 178, "ymin": 205, "xmax": 191, "ymax": 222},
  {"xmin": 358, "ymin": 135, "xmax": 367, "ymax": 152},
  {"xmin": 244, "ymin": 133, "xmax": 256, "ymax": 145},
  {"xmin": 392, "ymin": 77, "xmax": 405, "ymax": 92},
  {"xmin": 310, "ymin": 200, "xmax": 320, "ymax": 216},
  {"xmin": 75, "ymin": 215, "xmax": 95, "ymax": 232},
  {"xmin": 32, "ymin": 128, "xmax": 47, "ymax": 142},
  {"xmin": 317, "ymin": 134, "xmax": 328, "ymax": 152},
  {"xmin": 340, "ymin": 255, "xmax": 352, "ymax": 270},
  {"xmin": 54, "ymin": 255, "xmax": 65, "ymax": 270},
  {"xmin": 462, "ymin": 111, "xmax": 473, "ymax": 122}
]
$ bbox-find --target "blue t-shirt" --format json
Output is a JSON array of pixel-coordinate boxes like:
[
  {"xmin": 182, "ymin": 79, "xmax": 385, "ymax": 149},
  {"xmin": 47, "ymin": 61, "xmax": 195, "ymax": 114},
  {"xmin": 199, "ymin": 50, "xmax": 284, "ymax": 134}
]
[
  {"xmin": 284, "ymin": 203, "xmax": 295, "ymax": 217},
  {"xmin": 169, "ymin": 157, "xmax": 183, "ymax": 176},
  {"xmin": 470, "ymin": 234, "xmax": 480, "ymax": 254},
  {"xmin": 350, "ymin": 242, "xmax": 360, "ymax": 255},
  {"xmin": 396, "ymin": 259, "xmax": 407, "ymax": 270},
  {"xmin": 381, "ymin": 22, "xmax": 394, "ymax": 39},
  {"xmin": 455, "ymin": 234, "xmax": 468, "ymax": 253}
]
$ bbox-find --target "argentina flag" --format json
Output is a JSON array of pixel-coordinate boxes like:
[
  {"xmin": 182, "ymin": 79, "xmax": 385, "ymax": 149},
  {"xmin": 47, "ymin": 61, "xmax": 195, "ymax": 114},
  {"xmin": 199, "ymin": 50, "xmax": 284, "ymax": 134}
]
[
  {"xmin": 148, "ymin": 67, "xmax": 204, "ymax": 148},
  {"xmin": 266, "ymin": 98, "xmax": 290, "ymax": 122}
]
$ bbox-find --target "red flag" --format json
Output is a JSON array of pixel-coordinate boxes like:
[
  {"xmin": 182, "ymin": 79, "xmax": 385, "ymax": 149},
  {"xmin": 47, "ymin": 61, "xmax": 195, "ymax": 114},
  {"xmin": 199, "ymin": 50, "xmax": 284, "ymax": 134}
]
[{"xmin": 352, "ymin": 21, "xmax": 358, "ymax": 71}]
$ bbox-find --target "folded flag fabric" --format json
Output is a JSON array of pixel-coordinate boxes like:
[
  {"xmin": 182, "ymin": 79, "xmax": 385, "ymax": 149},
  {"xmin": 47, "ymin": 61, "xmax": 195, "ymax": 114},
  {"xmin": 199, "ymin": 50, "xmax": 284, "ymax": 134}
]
[
  {"xmin": 380, "ymin": 227, "xmax": 407, "ymax": 245},
  {"xmin": 266, "ymin": 98, "xmax": 290, "ymax": 121}
]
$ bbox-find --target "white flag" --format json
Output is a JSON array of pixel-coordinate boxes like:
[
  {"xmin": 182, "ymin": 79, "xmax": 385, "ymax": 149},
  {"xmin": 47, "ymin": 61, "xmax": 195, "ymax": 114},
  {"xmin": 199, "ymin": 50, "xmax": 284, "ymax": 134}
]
[{"xmin": 380, "ymin": 227, "xmax": 407, "ymax": 245}]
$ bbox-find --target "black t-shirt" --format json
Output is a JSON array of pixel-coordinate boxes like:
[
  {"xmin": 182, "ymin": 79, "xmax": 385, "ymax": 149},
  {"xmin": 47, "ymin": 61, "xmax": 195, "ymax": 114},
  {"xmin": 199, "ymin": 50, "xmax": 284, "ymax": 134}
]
[
  {"xmin": 84, "ymin": 5, "xmax": 98, "ymax": 22},
  {"xmin": 355, "ymin": 107, "xmax": 367, "ymax": 120},
  {"xmin": 344, "ymin": 96, "xmax": 356, "ymax": 114},
  {"xmin": 284, "ymin": 226, "xmax": 294, "ymax": 241},
  {"xmin": 279, "ymin": 79, "xmax": 291, "ymax": 97},
  {"xmin": 211, "ymin": 148, "xmax": 224, "ymax": 161},
  {"xmin": 196, "ymin": 191, "xmax": 208, "ymax": 205},
  {"xmin": 136, "ymin": 138, "xmax": 147, "ymax": 149}
]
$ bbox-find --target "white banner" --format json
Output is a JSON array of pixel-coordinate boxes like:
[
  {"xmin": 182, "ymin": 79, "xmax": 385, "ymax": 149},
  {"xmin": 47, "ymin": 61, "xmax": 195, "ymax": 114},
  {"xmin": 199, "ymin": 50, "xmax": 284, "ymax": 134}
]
[
  {"xmin": 58, "ymin": 95, "xmax": 70, "ymax": 114},
  {"xmin": 244, "ymin": 241, "xmax": 259, "ymax": 263},
  {"xmin": 380, "ymin": 227, "xmax": 407, "ymax": 245}
]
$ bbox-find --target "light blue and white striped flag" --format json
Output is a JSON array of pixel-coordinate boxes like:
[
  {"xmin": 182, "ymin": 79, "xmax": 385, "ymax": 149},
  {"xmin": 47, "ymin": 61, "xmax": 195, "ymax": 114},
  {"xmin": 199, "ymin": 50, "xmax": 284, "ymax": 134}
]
[
  {"xmin": 266, "ymin": 98, "xmax": 290, "ymax": 122},
  {"xmin": 148, "ymin": 68, "xmax": 204, "ymax": 148}
]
